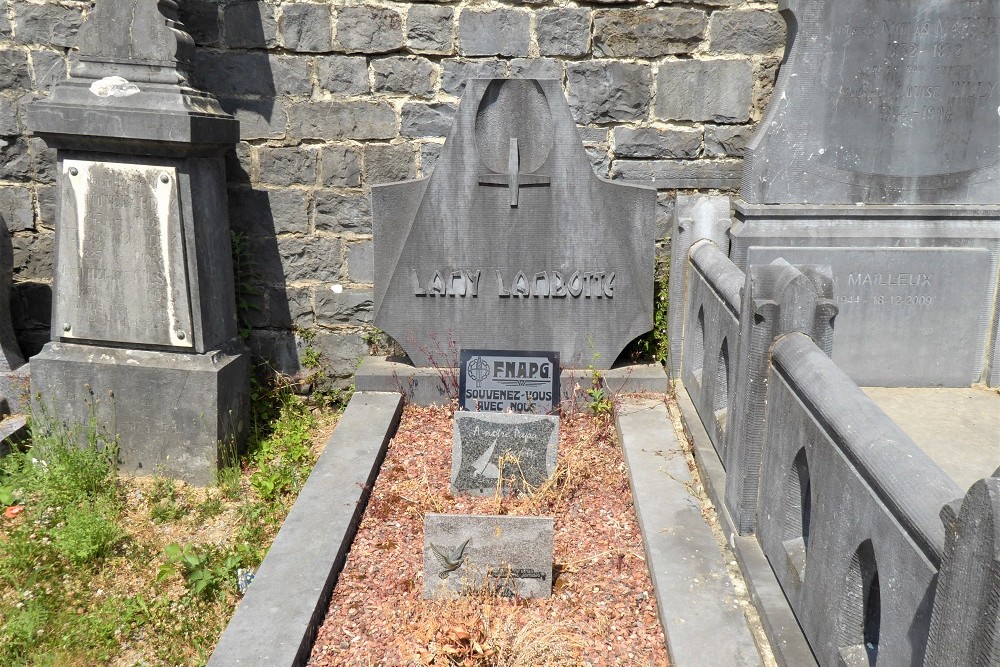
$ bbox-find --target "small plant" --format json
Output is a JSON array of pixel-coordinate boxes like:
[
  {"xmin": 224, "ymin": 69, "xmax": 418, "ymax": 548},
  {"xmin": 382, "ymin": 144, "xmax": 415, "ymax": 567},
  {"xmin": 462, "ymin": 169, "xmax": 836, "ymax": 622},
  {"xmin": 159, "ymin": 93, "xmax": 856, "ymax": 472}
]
[
  {"xmin": 50, "ymin": 499, "xmax": 124, "ymax": 565},
  {"xmin": 158, "ymin": 543, "xmax": 241, "ymax": 598}
]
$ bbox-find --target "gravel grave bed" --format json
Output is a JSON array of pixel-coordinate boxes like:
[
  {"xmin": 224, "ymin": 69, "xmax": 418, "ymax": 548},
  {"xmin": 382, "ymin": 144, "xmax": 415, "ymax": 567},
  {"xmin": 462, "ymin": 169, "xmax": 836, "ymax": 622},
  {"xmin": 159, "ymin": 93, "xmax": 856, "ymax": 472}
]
[{"xmin": 309, "ymin": 403, "xmax": 669, "ymax": 666}]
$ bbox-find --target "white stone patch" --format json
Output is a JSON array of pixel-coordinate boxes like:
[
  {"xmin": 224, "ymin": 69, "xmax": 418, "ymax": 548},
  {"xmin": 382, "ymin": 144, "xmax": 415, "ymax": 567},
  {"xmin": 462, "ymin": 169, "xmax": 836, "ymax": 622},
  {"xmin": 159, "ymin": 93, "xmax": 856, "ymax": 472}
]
[
  {"xmin": 90, "ymin": 76, "xmax": 140, "ymax": 98},
  {"xmin": 331, "ymin": 284, "xmax": 344, "ymax": 293}
]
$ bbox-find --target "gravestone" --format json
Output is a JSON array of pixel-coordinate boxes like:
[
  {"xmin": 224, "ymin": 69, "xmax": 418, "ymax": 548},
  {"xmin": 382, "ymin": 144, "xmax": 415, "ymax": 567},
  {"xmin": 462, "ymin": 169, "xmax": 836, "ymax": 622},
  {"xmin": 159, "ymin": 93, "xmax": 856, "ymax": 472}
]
[
  {"xmin": 27, "ymin": 0, "xmax": 248, "ymax": 484},
  {"xmin": 734, "ymin": 0, "xmax": 1000, "ymax": 387},
  {"xmin": 0, "ymin": 217, "xmax": 27, "ymax": 418},
  {"xmin": 372, "ymin": 79, "xmax": 656, "ymax": 369},
  {"xmin": 451, "ymin": 412, "xmax": 559, "ymax": 496},
  {"xmin": 458, "ymin": 349, "xmax": 559, "ymax": 413},
  {"xmin": 423, "ymin": 513, "xmax": 554, "ymax": 599}
]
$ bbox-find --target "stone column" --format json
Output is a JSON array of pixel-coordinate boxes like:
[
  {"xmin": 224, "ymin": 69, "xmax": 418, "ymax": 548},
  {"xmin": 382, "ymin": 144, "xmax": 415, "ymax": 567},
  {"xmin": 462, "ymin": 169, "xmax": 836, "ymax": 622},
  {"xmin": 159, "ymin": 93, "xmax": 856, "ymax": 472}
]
[{"xmin": 27, "ymin": 0, "xmax": 248, "ymax": 485}]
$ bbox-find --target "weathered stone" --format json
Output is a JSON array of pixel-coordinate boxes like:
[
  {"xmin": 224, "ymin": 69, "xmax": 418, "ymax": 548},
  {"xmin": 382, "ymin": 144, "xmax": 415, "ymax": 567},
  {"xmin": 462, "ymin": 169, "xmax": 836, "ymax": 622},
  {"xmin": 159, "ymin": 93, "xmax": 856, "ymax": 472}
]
[
  {"xmin": 178, "ymin": 0, "xmax": 221, "ymax": 46},
  {"xmin": 704, "ymin": 124, "xmax": 752, "ymax": 158},
  {"xmin": 364, "ymin": 143, "xmax": 417, "ymax": 185},
  {"xmin": 655, "ymin": 60, "xmax": 752, "ymax": 123},
  {"xmin": 614, "ymin": 126, "xmax": 702, "ymax": 159},
  {"xmin": 13, "ymin": 1, "xmax": 83, "ymax": 48},
  {"xmin": 35, "ymin": 185, "xmax": 55, "ymax": 228},
  {"xmin": 586, "ymin": 145, "xmax": 611, "ymax": 178},
  {"xmin": 441, "ymin": 58, "xmax": 508, "ymax": 97},
  {"xmin": 612, "ymin": 159, "xmax": 741, "ymax": 189},
  {"xmin": 536, "ymin": 8, "xmax": 591, "ymax": 57},
  {"xmin": 566, "ymin": 61, "xmax": 651, "ymax": 124},
  {"xmin": 218, "ymin": 97, "xmax": 288, "ymax": 141},
  {"xmin": 593, "ymin": 8, "xmax": 706, "ymax": 58},
  {"xmin": 299, "ymin": 328, "xmax": 368, "ymax": 381},
  {"xmin": 315, "ymin": 287, "xmax": 373, "ymax": 326},
  {"xmin": 510, "ymin": 58, "xmax": 562, "ymax": 80},
  {"xmin": 709, "ymin": 9, "xmax": 786, "ymax": 54},
  {"xmin": 223, "ymin": 1, "xmax": 277, "ymax": 48},
  {"xmin": 0, "ymin": 187, "xmax": 33, "ymax": 232},
  {"xmin": 346, "ymin": 241, "xmax": 373, "ymax": 284},
  {"xmin": 11, "ymin": 232, "xmax": 52, "ymax": 281},
  {"xmin": 0, "ymin": 1, "xmax": 9, "ymax": 36},
  {"xmin": 372, "ymin": 57, "xmax": 436, "ymax": 97},
  {"xmin": 29, "ymin": 50, "xmax": 66, "ymax": 92},
  {"xmin": 407, "ymin": 5, "xmax": 454, "ymax": 53},
  {"xmin": 458, "ymin": 9, "xmax": 530, "ymax": 57},
  {"xmin": 257, "ymin": 146, "xmax": 317, "ymax": 187},
  {"xmin": 0, "ymin": 138, "xmax": 31, "ymax": 181},
  {"xmin": 313, "ymin": 191, "xmax": 371, "ymax": 233},
  {"xmin": 194, "ymin": 52, "xmax": 312, "ymax": 97},
  {"xmin": 280, "ymin": 2, "xmax": 333, "ymax": 53},
  {"xmin": 242, "ymin": 283, "xmax": 313, "ymax": 330},
  {"xmin": 334, "ymin": 6, "xmax": 403, "ymax": 54},
  {"xmin": 419, "ymin": 142, "xmax": 443, "ymax": 176},
  {"xmin": 317, "ymin": 55, "xmax": 369, "ymax": 95},
  {"xmin": 28, "ymin": 137, "xmax": 55, "ymax": 184},
  {"xmin": 400, "ymin": 102, "xmax": 456, "ymax": 138},
  {"xmin": 451, "ymin": 412, "xmax": 559, "ymax": 495},
  {"xmin": 279, "ymin": 236, "xmax": 344, "ymax": 283},
  {"xmin": 0, "ymin": 97, "xmax": 18, "ymax": 136},
  {"xmin": 287, "ymin": 100, "xmax": 396, "ymax": 141},
  {"xmin": 320, "ymin": 145, "xmax": 362, "ymax": 187},
  {"xmin": 226, "ymin": 142, "xmax": 252, "ymax": 185},
  {"xmin": 0, "ymin": 50, "xmax": 31, "ymax": 91},
  {"xmin": 229, "ymin": 188, "xmax": 309, "ymax": 236}
]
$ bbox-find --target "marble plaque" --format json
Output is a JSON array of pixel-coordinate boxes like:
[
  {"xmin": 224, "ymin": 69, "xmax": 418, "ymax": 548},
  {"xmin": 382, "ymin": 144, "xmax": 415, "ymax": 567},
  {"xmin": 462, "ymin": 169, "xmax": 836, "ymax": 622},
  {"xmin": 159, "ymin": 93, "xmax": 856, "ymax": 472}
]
[
  {"xmin": 451, "ymin": 412, "xmax": 559, "ymax": 496},
  {"xmin": 56, "ymin": 158, "xmax": 193, "ymax": 348},
  {"xmin": 423, "ymin": 513, "xmax": 554, "ymax": 599},
  {"xmin": 743, "ymin": 0, "xmax": 1000, "ymax": 204},
  {"xmin": 372, "ymin": 79, "xmax": 656, "ymax": 369},
  {"xmin": 459, "ymin": 349, "xmax": 560, "ymax": 413},
  {"xmin": 747, "ymin": 246, "xmax": 993, "ymax": 386}
]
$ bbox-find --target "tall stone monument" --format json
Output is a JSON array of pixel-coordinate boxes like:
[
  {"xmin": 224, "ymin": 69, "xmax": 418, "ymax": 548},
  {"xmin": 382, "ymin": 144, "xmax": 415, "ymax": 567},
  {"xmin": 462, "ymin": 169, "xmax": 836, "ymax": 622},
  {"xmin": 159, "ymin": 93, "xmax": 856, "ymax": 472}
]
[
  {"xmin": 372, "ymin": 79, "xmax": 656, "ymax": 369},
  {"xmin": 734, "ymin": 0, "xmax": 1000, "ymax": 387},
  {"xmin": 27, "ymin": 0, "xmax": 248, "ymax": 484}
]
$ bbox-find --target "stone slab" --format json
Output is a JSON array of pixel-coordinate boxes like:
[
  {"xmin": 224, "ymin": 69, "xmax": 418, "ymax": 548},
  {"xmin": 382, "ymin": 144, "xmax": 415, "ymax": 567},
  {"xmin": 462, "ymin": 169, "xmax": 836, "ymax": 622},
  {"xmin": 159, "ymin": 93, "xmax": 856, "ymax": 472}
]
[
  {"xmin": 208, "ymin": 392, "xmax": 403, "ymax": 667},
  {"xmin": 458, "ymin": 349, "xmax": 559, "ymax": 413},
  {"xmin": 451, "ymin": 412, "xmax": 559, "ymax": 496},
  {"xmin": 616, "ymin": 396, "xmax": 766, "ymax": 666},
  {"xmin": 423, "ymin": 513, "xmax": 554, "ymax": 599},
  {"xmin": 742, "ymin": 0, "xmax": 1000, "ymax": 204},
  {"xmin": 746, "ymin": 245, "xmax": 993, "ymax": 386},
  {"xmin": 30, "ymin": 340, "xmax": 248, "ymax": 486},
  {"xmin": 372, "ymin": 79, "xmax": 656, "ymax": 369}
]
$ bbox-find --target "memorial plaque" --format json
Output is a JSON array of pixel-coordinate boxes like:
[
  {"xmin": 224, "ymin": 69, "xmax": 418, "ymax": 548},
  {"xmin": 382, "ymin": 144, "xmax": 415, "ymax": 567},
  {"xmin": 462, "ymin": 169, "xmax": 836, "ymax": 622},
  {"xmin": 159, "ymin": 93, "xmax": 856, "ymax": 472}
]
[
  {"xmin": 423, "ymin": 513, "xmax": 554, "ymax": 599},
  {"xmin": 459, "ymin": 349, "xmax": 559, "ymax": 413},
  {"xmin": 743, "ymin": 0, "xmax": 1000, "ymax": 204},
  {"xmin": 56, "ymin": 158, "xmax": 193, "ymax": 348},
  {"xmin": 372, "ymin": 79, "xmax": 656, "ymax": 369},
  {"xmin": 747, "ymin": 246, "xmax": 993, "ymax": 386},
  {"xmin": 451, "ymin": 412, "xmax": 559, "ymax": 496}
]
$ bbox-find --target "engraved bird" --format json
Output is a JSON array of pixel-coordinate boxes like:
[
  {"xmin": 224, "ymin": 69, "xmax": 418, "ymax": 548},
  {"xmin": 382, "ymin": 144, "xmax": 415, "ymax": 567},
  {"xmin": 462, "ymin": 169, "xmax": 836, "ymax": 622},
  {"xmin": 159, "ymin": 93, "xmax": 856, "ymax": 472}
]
[{"xmin": 429, "ymin": 538, "xmax": 471, "ymax": 579}]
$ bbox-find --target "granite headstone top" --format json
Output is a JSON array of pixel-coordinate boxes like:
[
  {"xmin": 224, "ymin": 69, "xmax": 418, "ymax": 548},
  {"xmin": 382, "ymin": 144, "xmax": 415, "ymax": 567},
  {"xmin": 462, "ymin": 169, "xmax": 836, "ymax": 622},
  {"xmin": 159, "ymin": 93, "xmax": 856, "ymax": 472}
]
[
  {"xmin": 451, "ymin": 412, "xmax": 559, "ymax": 496},
  {"xmin": 459, "ymin": 349, "xmax": 559, "ymax": 413},
  {"xmin": 742, "ymin": 0, "xmax": 999, "ymax": 204},
  {"xmin": 423, "ymin": 513, "xmax": 554, "ymax": 599},
  {"xmin": 372, "ymin": 78, "xmax": 656, "ymax": 369}
]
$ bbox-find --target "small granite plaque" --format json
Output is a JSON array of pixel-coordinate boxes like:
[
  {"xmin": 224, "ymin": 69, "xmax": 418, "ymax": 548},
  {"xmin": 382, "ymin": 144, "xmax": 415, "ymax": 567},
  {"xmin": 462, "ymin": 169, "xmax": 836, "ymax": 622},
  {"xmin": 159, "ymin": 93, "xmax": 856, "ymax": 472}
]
[
  {"xmin": 747, "ymin": 246, "xmax": 993, "ymax": 386},
  {"xmin": 459, "ymin": 349, "xmax": 560, "ymax": 413},
  {"xmin": 423, "ymin": 513, "xmax": 554, "ymax": 599},
  {"xmin": 451, "ymin": 412, "xmax": 559, "ymax": 496}
]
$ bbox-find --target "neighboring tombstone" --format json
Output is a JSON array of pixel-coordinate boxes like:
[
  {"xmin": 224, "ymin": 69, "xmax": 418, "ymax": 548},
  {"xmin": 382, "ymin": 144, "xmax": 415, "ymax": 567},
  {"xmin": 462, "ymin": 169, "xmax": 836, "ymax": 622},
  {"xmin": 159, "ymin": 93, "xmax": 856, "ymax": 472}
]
[
  {"xmin": 451, "ymin": 412, "xmax": 559, "ymax": 496},
  {"xmin": 458, "ymin": 349, "xmax": 559, "ymax": 413},
  {"xmin": 423, "ymin": 513, "xmax": 554, "ymax": 599},
  {"xmin": 733, "ymin": 0, "xmax": 1000, "ymax": 387},
  {"xmin": 26, "ymin": 0, "xmax": 248, "ymax": 484},
  {"xmin": 372, "ymin": 79, "xmax": 656, "ymax": 369},
  {"xmin": 0, "ymin": 217, "xmax": 27, "ymax": 417}
]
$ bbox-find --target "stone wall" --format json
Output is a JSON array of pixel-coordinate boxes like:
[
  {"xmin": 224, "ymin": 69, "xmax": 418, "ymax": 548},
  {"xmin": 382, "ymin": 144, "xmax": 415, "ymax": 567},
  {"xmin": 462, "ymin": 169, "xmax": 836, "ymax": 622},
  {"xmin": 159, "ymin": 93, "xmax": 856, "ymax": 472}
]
[{"xmin": 0, "ymin": 0, "xmax": 784, "ymax": 383}]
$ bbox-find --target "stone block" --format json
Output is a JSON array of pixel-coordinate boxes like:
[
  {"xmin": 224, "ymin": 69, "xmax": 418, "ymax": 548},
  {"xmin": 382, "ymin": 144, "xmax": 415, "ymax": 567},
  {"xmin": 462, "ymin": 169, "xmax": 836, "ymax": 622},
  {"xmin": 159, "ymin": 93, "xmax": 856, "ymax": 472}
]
[
  {"xmin": 423, "ymin": 514, "xmax": 554, "ymax": 599},
  {"xmin": 0, "ymin": 97, "xmax": 18, "ymax": 136},
  {"xmin": 299, "ymin": 329, "xmax": 367, "ymax": 380},
  {"xmin": 278, "ymin": 236, "xmax": 344, "ymax": 284},
  {"xmin": 363, "ymin": 143, "xmax": 416, "ymax": 185},
  {"xmin": 241, "ymin": 283, "xmax": 313, "ymax": 330},
  {"xmin": 419, "ymin": 142, "xmax": 443, "ymax": 176},
  {"xmin": 593, "ymin": 8, "xmax": 706, "ymax": 58},
  {"xmin": 256, "ymin": 146, "xmax": 316, "ymax": 187},
  {"xmin": 0, "ymin": 187, "xmax": 33, "ymax": 232},
  {"xmin": 407, "ymin": 5, "xmax": 453, "ymax": 53},
  {"xmin": 611, "ymin": 159, "xmax": 742, "ymax": 189},
  {"xmin": 178, "ymin": 0, "xmax": 221, "ymax": 46},
  {"xmin": 509, "ymin": 58, "xmax": 562, "ymax": 80},
  {"xmin": 371, "ymin": 57, "xmax": 436, "ymax": 97},
  {"xmin": 280, "ymin": 2, "xmax": 332, "ymax": 53},
  {"xmin": 194, "ymin": 52, "xmax": 312, "ymax": 97},
  {"xmin": 566, "ymin": 61, "xmax": 651, "ymax": 125},
  {"xmin": 458, "ymin": 9, "xmax": 530, "ymax": 57},
  {"xmin": 0, "ymin": 139, "xmax": 30, "ymax": 182},
  {"xmin": 704, "ymin": 124, "xmax": 752, "ymax": 158},
  {"xmin": 709, "ymin": 9, "xmax": 786, "ymax": 54},
  {"xmin": 451, "ymin": 412, "xmax": 558, "ymax": 496},
  {"xmin": 11, "ymin": 232, "xmax": 52, "ymax": 281},
  {"xmin": 28, "ymin": 137, "xmax": 56, "ymax": 184},
  {"xmin": 334, "ymin": 5, "xmax": 403, "ymax": 54},
  {"xmin": 29, "ymin": 50, "xmax": 66, "ymax": 92},
  {"xmin": 0, "ymin": 50, "xmax": 31, "ymax": 91},
  {"xmin": 317, "ymin": 55, "xmax": 369, "ymax": 95},
  {"xmin": 320, "ymin": 145, "xmax": 361, "ymax": 187},
  {"xmin": 440, "ymin": 58, "xmax": 508, "ymax": 97},
  {"xmin": 229, "ymin": 188, "xmax": 309, "ymax": 236},
  {"xmin": 400, "ymin": 102, "xmax": 456, "ymax": 138},
  {"xmin": 313, "ymin": 190, "xmax": 371, "ymax": 233},
  {"xmin": 613, "ymin": 126, "xmax": 701, "ymax": 159},
  {"xmin": 536, "ymin": 8, "xmax": 591, "ymax": 57},
  {"xmin": 218, "ymin": 97, "xmax": 288, "ymax": 141},
  {"xmin": 346, "ymin": 240, "xmax": 373, "ymax": 284},
  {"xmin": 287, "ymin": 100, "xmax": 396, "ymax": 141},
  {"xmin": 13, "ymin": 1, "xmax": 83, "ymax": 48},
  {"xmin": 223, "ymin": 1, "xmax": 277, "ymax": 48},
  {"xmin": 655, "ymin": 59, "xmax": 752, "ymax": 123},
  {"xmin": 315, "ymin": 287, "xmax": 373, "ymax": 326}
]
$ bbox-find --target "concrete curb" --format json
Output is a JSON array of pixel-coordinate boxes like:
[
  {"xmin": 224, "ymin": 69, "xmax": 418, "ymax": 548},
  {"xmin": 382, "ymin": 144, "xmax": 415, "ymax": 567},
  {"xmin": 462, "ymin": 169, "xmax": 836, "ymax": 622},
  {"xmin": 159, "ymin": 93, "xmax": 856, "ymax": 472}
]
[
  {"xmin": 208, "ymin": 391, "xmax": 404, "ymax": 667},
  {"xmin": 674, "ymin": 382, "xmax": 817, "ymax": 667},
  {"xmin": 616, "ymin": 396, "xmax": 763, "ymax": 666}
]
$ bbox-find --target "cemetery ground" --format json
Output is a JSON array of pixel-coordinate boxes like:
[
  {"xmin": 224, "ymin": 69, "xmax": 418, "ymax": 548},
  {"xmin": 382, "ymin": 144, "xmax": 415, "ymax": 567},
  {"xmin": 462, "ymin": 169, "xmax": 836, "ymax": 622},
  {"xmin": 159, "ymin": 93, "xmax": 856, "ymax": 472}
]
[{"xmin": 0, "ymin": 372, "xmax": 344, "ymax": 667}]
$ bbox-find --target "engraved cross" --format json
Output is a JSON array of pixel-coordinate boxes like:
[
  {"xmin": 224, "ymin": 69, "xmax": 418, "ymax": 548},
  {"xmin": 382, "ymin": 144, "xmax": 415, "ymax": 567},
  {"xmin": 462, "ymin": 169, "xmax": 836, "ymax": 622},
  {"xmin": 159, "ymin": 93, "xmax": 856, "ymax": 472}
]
[{"xmin": 478, "ymin": 138, "xmax": 550, "ymax": 207}]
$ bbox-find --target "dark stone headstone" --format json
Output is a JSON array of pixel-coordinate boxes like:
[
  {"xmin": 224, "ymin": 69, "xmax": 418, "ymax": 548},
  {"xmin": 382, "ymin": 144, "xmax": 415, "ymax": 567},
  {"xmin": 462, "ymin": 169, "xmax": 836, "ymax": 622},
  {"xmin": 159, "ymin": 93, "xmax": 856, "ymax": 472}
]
[
  {"xmin": 423, "ymin": 513, "xmax": 554, "ymax": 599},
  {"xmin": 372, "ymin": 79, "xmax": 656, "ymax": 369},
  {"xmin": 27, "ymin": 0, "xmax": 248, "ymax": 484},
  {"xmin": 451, "ymin": 412, "xmax": 559, "ymax": 496},
  {"xmin": 458, "ymin": 349, "xmax": 559, "ymax": 413}
]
